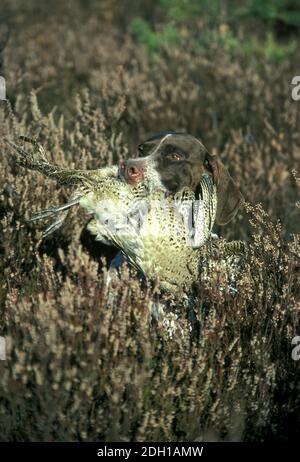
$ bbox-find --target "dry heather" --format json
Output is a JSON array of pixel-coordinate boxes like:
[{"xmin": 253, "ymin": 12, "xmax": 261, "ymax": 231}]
[{"xmin": 0, "ymin": 1, "xmax": 300, "ymax": 441}]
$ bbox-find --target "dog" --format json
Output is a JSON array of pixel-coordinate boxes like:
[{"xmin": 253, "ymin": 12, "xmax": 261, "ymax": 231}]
[{"xmin": 119, "ymin": 131, "xmax": 243, "ymax": 226}]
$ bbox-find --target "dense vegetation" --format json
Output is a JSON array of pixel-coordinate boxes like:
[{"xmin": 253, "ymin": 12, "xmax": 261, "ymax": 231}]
[{"xmin": 0, "ymin": 0, "xmax": 299, "ymax": 442}]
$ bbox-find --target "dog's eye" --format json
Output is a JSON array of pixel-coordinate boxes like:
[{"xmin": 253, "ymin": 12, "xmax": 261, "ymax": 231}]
[{"xmin": 166, "ymin": 153, "xmax": 182, "ymax": 161}]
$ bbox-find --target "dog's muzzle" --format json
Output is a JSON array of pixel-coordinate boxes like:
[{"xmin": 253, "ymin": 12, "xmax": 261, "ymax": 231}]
[{"xmin": 119, "ymin": 159, "xmax": 144, "ymax": 185}]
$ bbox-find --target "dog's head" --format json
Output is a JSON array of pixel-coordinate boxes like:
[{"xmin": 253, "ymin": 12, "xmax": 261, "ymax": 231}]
[{"xmin": 119, "ymin": 132, "xmax": 244, "ymax": 225}]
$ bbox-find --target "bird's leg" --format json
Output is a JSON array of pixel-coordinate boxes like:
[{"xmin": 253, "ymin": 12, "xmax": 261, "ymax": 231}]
[
  {"xmin": 27, "ymin": 193, "xmax": 83, "ymax": 238},
  {"xmin": 29, "ymin": 194, "xmax": 83, "ymax": 222}
]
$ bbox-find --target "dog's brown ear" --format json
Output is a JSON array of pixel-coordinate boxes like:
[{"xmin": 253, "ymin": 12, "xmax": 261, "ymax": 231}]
[{"xmin": 205, "ymin": 152, "xmax": 244, "ymax": 225}]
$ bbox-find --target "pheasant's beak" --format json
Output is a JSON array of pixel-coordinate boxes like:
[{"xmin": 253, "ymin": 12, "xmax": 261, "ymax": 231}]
[{"xmin": 119, "ymin": 160, "xmax": 144, "ymax": 186}]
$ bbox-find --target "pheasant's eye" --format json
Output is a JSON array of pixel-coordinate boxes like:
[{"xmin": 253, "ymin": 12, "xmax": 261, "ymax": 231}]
[{"xmin": 166, "ymin": 152, "xmax": 182, "ymax": 161}]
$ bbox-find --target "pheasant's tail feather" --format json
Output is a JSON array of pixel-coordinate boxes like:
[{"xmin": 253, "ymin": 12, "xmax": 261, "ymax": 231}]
[
  {"xmin": 5, "ymin": 136, "xmax": 104, "ymax": 187},
  {"xmin": 5, "ymin": 137, "xmax": 55, "ymax": 173}
]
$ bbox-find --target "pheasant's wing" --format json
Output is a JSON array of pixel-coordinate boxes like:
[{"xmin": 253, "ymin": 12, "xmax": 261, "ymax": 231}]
[
  {"xmin": 173, "ymin": 175, "xmax": 217, "ymax": 249},
  {"xmin": 82, "ymin": 184, "xmax": 142, "ymax": 251}
]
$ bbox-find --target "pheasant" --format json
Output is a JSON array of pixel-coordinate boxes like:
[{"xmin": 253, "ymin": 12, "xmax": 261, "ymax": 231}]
[{"xmin": 6, "ymin": 137, "xmax": 246, "ymax": 297}]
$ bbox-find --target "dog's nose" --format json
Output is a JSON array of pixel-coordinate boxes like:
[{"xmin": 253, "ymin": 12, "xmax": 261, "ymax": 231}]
[{"xmin": 120, "ymin": 160, "xmax": 144, "ymax": 185}]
